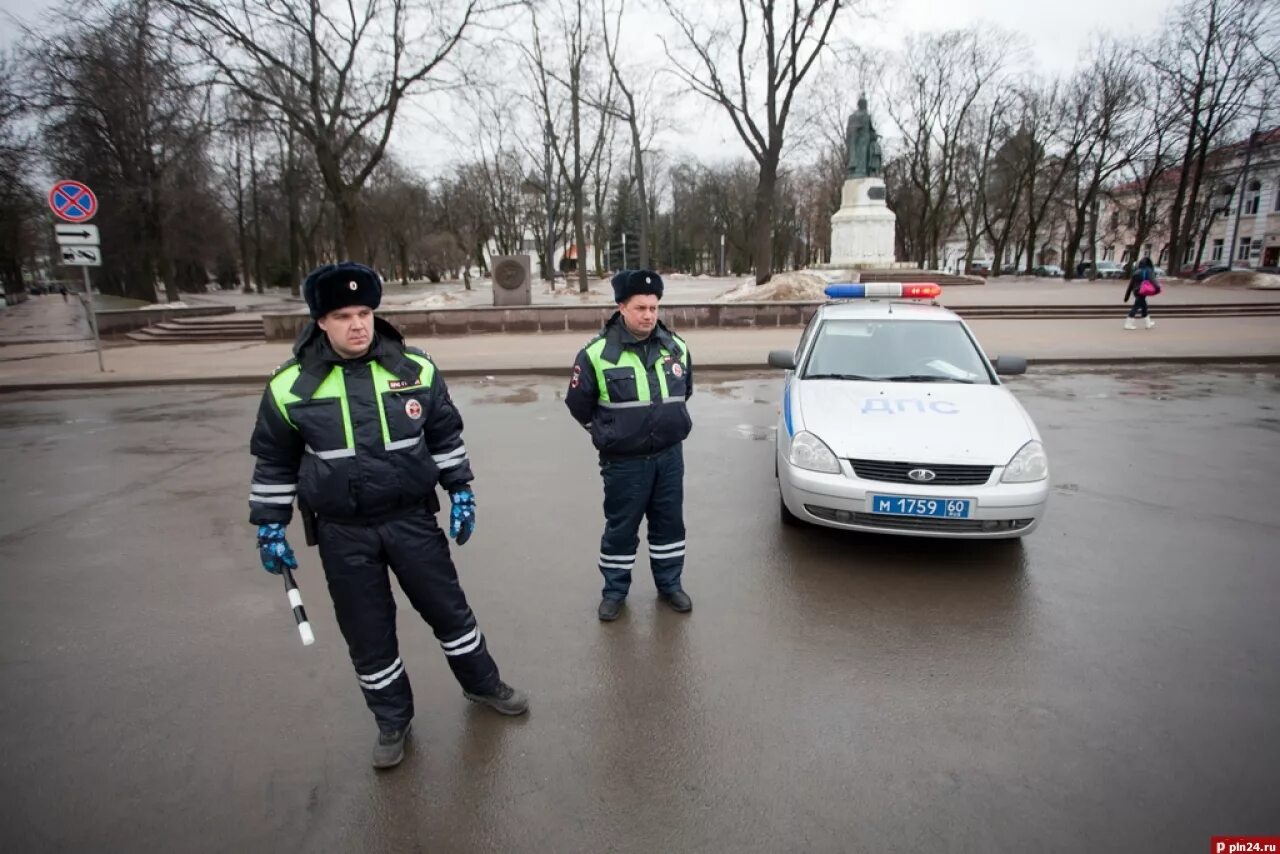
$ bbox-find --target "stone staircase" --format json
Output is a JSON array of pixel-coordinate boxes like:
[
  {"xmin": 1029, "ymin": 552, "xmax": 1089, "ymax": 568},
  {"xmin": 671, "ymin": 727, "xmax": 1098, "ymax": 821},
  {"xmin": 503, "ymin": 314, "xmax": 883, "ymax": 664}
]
[{"xmin": 127, "ymin": 315, "xmax": 265, "ymax": 343}]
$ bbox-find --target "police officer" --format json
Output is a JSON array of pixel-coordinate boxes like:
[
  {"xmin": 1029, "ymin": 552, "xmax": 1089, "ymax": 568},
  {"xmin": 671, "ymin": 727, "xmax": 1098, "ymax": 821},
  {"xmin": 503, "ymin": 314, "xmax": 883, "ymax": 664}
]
[
  {"xmin": 248, "ymin": 262, "xmax": 528, "ymax": 770},
  {"xmin": 565, "ymin": 269, "xmax": 694, "ymax": 621}
]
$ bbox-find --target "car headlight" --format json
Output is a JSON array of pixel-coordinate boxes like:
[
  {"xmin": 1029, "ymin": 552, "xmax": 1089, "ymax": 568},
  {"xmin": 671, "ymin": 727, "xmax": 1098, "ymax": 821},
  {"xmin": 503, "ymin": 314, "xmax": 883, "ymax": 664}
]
[
  {"xmin": 788, "ymin": 431, "xmax": 841, "ymax": 474},
  {"xmin": 1002, "ymin": 440, "xmax": 1048, "ymax": 483}
]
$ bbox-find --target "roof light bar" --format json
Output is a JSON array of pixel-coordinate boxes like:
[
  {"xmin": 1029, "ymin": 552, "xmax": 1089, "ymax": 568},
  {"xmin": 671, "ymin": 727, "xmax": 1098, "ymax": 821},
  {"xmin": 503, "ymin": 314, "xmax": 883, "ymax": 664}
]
[{"xmin": 824, "ymin": 283, "xmax": 942, "ymax": 300}]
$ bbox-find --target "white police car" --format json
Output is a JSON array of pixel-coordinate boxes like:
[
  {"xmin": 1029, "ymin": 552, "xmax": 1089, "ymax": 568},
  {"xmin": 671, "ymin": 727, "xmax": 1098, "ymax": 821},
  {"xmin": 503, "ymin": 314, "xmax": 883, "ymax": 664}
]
[{"xmin": 769, "ymin": 283, "xmax": 1049, "ymax": 538}]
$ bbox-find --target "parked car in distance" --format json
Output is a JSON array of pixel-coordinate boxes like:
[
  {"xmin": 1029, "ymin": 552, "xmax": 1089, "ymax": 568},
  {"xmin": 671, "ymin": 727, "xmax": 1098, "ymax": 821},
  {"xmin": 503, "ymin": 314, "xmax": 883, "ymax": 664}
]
[
  {"xmin": 1032, "ymin": 265, "xmax": 1064, "ymax": 277},
  {"xmin": 1075, "ymin": 260, "xmax": 1127, "ymax": 279}
]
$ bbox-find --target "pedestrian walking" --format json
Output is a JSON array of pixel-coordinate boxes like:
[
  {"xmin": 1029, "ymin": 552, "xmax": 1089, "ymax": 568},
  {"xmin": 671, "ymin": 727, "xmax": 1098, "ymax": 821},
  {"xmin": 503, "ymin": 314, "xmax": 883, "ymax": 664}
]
[
  {"xmin": 248, "ymin": 261, "xmax": 528, "ymax": 769},
  {"xmin": 565, "ymin": 269, "xmax": 694, "ymax": 622},
  {"xmin": 1124, "ymin": 256, "xmax": 1160, "ymax": 329}
]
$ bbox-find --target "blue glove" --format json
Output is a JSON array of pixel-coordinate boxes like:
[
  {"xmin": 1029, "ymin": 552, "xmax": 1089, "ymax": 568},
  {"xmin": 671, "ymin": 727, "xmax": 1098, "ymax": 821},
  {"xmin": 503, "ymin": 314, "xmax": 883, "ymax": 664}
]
[
  {"xmin": 257, "ymin": 523, "xmax": 298, "ymax": 575},
  {"xmin": 449, "ymin": 489, "xmax": 476, "ymax": 545}
]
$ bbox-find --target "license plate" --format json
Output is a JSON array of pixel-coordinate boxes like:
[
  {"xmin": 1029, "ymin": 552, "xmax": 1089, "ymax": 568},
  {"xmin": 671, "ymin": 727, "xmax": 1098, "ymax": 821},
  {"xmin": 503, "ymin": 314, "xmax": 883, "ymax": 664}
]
[{"xmin": 869, "ymin": 495, "xmax": 972, "ymax": 518}]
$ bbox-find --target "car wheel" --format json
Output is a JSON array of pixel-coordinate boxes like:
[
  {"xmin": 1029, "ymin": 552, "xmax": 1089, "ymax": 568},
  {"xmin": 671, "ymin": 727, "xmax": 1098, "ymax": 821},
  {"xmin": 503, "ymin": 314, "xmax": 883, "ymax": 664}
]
[{"xmin": 780, "ymin": 493, "xmax": 801, "ymax": 527}]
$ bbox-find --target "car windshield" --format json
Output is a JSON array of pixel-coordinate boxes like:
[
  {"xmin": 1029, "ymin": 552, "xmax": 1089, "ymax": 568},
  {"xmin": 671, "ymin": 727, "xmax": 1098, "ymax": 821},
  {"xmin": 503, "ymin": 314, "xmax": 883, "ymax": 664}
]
[{"xmin": 801, "ymin": 318, "xmax": 993, "ymax": 384}]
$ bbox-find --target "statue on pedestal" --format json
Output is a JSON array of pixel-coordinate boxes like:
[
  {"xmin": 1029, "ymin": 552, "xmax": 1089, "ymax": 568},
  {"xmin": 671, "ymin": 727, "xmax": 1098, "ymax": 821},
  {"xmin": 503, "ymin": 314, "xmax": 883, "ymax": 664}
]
[{"xmin": 845, "ymin": 94, "xmax": 883, "ymax": 179}]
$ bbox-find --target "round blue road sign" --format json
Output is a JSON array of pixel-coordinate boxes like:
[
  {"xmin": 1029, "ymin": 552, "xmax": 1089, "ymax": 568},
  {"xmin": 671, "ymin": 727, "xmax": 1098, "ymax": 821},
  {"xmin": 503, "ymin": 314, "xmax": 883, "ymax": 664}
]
[{"xmin": 48, "ymin": 180, "xmax": 98, "ymax": 223}]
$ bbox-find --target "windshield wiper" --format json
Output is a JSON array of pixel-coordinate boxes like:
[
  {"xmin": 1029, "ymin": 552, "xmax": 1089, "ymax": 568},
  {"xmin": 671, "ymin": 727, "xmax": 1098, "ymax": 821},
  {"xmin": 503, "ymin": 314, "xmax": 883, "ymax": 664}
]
[
  {"xmin": 881, "ymin": 374, "xmax": 976, "ymax": 384},
  {"xmin": 804, "ymin": 372, "xmax": 879, "ymax": 381}
]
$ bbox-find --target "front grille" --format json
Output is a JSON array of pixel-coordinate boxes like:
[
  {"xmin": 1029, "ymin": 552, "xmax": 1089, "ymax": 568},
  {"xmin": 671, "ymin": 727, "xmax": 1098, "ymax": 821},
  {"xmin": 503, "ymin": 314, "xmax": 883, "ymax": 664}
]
[
  {"xmin": 805, "ymin": 505, "xmax": 1032, "ymax": 534},
  {"xmin": 847, "ymin": 458, "xmax": 994, "ymax": 486}
]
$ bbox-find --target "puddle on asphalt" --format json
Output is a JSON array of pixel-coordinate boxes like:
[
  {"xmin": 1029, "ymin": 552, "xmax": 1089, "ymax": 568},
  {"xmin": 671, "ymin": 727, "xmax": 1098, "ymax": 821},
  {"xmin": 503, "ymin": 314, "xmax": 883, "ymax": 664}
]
[
  {"xmin": 474, "ymin": 386, "xmax": 540, "ymax": 405},
  {"xmin": 734, "ymin": 424, "xmax": 776, "ymax": 441}
]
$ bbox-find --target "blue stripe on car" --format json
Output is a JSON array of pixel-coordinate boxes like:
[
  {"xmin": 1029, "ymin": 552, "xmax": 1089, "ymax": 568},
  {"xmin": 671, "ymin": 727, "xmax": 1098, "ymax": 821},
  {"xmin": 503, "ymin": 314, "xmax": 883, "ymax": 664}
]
[{"xmin": 783, "ymin": 376, "xmax": 794, "ymax": 436}]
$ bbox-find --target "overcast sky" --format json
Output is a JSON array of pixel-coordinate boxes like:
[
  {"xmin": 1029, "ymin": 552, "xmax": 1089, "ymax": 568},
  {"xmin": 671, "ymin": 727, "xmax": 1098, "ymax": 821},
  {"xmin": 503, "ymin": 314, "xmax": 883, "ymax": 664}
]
[{"xmin": 3, "ymin": 0, "xmax": 1173, "ymax": 179}]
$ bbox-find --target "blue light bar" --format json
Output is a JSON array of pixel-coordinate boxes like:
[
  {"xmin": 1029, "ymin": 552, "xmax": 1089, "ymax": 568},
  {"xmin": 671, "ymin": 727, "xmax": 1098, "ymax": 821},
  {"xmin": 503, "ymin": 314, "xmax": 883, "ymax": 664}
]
[{"xmin": 824, "ymin": 282, "xmax": 942, "ymax": 300}]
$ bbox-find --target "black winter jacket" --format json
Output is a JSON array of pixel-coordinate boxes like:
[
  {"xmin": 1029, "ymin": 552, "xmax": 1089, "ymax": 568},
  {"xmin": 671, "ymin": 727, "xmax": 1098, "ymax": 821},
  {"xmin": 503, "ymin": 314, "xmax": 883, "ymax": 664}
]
[
  {"xmin": 248, "ymin": 318, "xmax": 471, "ymax": 525},
  {"xmin": 565, "ymin": 313, "xmax": 693, "ymax": 458}
]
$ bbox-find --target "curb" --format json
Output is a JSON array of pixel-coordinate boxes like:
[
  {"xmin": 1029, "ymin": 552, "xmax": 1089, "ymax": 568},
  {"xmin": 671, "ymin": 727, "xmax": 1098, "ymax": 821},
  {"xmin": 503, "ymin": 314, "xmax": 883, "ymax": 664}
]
[{"xmin": 2, "ymin": 355, "xmax": 1279, "ymax": 393}]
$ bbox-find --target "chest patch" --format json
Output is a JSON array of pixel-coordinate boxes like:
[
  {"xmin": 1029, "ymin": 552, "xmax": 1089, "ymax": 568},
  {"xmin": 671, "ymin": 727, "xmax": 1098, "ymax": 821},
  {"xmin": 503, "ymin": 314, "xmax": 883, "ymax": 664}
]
[
  {"xmin": 671, "ymin": 362, "xmax": 684, "ymax": 378},
  {"xmin": 388, "ymin": 379, "xmax": 419, "ymax": 390},
  {"xmin": 405, "ymin": 399, "xmax": 423, "ymax": 419}
]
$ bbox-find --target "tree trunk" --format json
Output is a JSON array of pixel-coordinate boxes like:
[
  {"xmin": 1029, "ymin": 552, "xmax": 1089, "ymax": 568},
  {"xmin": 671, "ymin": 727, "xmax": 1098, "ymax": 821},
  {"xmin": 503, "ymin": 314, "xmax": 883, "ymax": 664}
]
[
  {"xmin": 630, "ymin": 120, "xmax": 650, "ymax": 269},
  {"xmin": 1063, "ymin": 210, "xmax": 1088, "ymax": 282},
  {"xmin": 752, "ymin": 155, "xmax": 779, "ymax": 285},
  {"xmin": 571, "ymin": 70, "xmax": 589, "ymax": 294},
  {"xmin": 249, "ymin": 129, "xmax": 264, "ymax": 294},
  {"xmin": 235, "ymin": 143, "xmax": 251, "ymax": 293},
  {"xmin": 285, "ymin": 129, "xmax": 303, "ymax": 295},
  {"xmin": 1086, "ymin": 191, "xmax": 1100, "ymax": 280},
  {"xmin": 335, "ymin": 189, "xmax": 363, "ymax": 262}
]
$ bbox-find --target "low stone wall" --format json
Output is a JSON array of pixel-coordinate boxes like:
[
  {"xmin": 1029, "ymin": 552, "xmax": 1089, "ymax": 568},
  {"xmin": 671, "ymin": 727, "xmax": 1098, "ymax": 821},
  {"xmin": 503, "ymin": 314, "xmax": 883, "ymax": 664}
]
[
  {"xmin": 95, "ymin": 305, "xmax": 237, "ymax": 336},
  {"xmin": 261, "ymin": 302, "xmax": 824, "ymax": 340}
]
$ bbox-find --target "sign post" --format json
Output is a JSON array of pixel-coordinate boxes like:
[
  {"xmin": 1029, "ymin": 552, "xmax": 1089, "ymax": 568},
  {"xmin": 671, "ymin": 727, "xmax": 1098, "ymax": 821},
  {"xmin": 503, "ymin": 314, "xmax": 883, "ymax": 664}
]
[{"xmin": 49, "ymin": 180, "xmax": 104, "ymax": 372}]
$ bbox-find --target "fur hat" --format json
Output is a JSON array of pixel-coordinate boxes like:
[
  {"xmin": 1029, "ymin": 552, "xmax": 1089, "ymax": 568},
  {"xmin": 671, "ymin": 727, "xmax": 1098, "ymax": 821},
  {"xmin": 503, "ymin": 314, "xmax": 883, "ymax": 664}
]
[
  {"xmin": 302, "ymin": 262, "xmax": 382, "ymax": 319},
  {"xmin": 611, "ymin": 269, "xmax": 664, "ymax": 303}
]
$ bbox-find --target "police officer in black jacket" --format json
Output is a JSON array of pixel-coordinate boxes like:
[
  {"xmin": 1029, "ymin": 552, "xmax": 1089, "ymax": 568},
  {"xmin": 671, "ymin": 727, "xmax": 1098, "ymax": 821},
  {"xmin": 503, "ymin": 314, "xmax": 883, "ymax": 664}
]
[
  {"xmin": 249, "ymin": 262, "xmax": 527, "ymax": 769},
  {"xmin": 565, "ymin": 270, "xmax": 694, "ymax": 621}
]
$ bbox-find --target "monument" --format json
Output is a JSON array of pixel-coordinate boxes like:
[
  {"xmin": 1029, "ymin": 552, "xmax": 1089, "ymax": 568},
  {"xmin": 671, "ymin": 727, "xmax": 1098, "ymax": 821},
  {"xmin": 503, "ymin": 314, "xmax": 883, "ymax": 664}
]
[{"xmin": 829, "ymin": 95, "xmax": 897, "ymax": 267}]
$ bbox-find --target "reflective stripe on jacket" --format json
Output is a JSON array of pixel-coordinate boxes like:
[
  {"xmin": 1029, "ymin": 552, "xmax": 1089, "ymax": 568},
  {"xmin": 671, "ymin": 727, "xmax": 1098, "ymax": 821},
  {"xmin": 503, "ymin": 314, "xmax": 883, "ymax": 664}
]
[
  {"xmin": 565, "ymin": 313, "xmax": 693, "ymax": 457},
  {"xmin": 249, "ymin": 318, "xmax": 471, "ymax": 524}
]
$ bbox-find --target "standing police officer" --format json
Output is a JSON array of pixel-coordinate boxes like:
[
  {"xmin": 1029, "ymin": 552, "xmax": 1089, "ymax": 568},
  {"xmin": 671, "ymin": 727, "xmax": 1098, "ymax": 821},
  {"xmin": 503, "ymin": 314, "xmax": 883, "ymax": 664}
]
[
  {"xmin": 249, "ymin": 262, "xmax": 528, "ymax": 770},
  {"xmin": 565, "ymin": 269, "xmax": 694, "ymax": 621}
]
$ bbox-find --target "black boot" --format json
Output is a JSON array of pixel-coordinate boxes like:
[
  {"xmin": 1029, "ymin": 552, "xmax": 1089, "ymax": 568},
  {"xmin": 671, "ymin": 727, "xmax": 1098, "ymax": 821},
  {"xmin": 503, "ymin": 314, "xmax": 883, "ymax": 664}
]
[
  {"xmin": 658, "ymin": 589, "xmax": 693, "ymax": 613},
  {"xmin": 597, "ymin": 598, "xmax": 624, "ymax": 621},
  {"xmin": 372, "ymin": 723, "xmax": 411, "ymax": 769},
  {"xmin": 464, "ymin": 680, "xmax": 530, "ymax": 716}
]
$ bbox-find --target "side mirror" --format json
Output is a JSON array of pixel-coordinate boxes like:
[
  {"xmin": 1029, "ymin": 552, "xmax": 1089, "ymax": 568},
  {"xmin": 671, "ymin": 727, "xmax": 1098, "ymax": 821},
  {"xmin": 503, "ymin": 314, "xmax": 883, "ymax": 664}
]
[
  {"xmin": 993, "ymin": 355, "xmax": 1027, "ymax": 376},
  {"xmin": 767, "ymin": 350, "xmax": 796, "ymax": 370}
]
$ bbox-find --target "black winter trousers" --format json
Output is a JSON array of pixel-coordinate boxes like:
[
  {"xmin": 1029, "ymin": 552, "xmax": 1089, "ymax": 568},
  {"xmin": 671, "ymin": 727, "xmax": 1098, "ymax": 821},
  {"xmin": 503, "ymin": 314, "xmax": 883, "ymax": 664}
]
[
  {"xmin": 316, "ymin": 511, "xmax": 500, "ymax": 732},
  {"xmin": 597, "ymin": 443, "xmax": 686, "ymax": 600}
]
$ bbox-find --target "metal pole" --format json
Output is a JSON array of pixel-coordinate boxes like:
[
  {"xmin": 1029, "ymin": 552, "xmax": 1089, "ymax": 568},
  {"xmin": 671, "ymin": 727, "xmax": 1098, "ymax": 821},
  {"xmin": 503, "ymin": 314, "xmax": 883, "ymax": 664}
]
[
  {"xmin": 720, "ymin": 233, "xmax": 726, "ymax": 276},
  {"xmin": 82, "ymin": 265, "xmax": 104, "ymax": 372},
  {"xmin": 622, "ymin": 233, "xmax": 627, "ymax": 269}
]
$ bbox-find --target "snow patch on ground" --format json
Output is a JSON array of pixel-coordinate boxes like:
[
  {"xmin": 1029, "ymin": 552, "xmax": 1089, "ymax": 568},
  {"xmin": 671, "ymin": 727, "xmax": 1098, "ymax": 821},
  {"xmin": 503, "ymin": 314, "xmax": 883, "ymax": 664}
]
[{"xmin": 716, "ymin": 272, "xmax": 829, "ymax": 302}]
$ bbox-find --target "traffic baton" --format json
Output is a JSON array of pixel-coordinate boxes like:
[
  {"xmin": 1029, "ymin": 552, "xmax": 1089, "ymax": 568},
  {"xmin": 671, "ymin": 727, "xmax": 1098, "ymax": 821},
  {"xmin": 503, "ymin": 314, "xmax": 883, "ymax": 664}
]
[{"xmin": 281, "ymin": 565, "xmax": 315, "ymax": 646}]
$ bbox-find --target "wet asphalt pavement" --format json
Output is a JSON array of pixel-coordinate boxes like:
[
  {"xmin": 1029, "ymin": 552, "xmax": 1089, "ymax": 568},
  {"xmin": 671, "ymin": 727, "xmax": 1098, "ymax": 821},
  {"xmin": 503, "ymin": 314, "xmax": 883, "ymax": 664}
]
[{"xmin": 1, "ymin": 366, "xmax": 1278, "ymax": 853}]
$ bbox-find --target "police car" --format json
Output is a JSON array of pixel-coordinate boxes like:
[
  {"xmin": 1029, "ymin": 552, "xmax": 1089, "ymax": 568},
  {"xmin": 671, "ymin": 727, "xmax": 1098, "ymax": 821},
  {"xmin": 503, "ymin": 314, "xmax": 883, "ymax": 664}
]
[{"xmin": 769, "ymin": 283, "xmax": 1049, "ymax": 539}]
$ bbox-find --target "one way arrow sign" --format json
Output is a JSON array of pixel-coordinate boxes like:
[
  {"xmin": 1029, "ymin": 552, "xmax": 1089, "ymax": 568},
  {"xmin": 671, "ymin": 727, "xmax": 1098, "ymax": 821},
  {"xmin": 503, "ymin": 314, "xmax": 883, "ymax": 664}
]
[{"xmin": 55, "ymin": 224, "xmax": 100, "ymax": 246}]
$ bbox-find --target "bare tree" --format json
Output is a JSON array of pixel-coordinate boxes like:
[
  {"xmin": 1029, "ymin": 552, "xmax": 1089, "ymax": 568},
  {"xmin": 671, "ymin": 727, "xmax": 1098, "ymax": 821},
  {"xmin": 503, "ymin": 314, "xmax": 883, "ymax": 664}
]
[
  {"xmin": 1017, "ymin": 80, "xmax": 1081, "ymax": 272},
  {"xmin": 33, "ymin": 0, "xmax": 217, "ymax": 303},
  {"xmin": 599, "ymin": 0, "xmax": 662, "ymax": 269},
  {"xmin": 978, "ymin": 93, "xmax": 1029, "ymax": 277},
  {"xmin": 524, "ymin": 0, "xmax": 616, "ymax": 293},
  {"xmin": 165, "ymin": 0, "xmax": 480, "ymax": 259},
  {"xmin": 1061, "ymin": 39, "xmax": 1143, "ymax": 281},
  {"xmin": 884, "ymin": 28, "xmax": 1006, "ymax": 269},
  {"xmin": 661, "ymin": 0, "xmax": 846, "ymax": 284},
  {"xmin": 1158, "ymin": 0, "xmax": 1271, "ymax": 272},
  {"xmin": 0, "ymin": 52, "xmax": 41, "ymax": 300},
  {"xmin": 1117, "ymin": 69, "xmax": 1181, "ymax": 267}
]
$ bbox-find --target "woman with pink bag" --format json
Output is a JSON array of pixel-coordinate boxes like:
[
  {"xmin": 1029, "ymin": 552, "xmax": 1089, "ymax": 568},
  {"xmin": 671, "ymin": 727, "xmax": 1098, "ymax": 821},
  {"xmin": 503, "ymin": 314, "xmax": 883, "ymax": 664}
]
[{"xmin": 1123, "ymin": 257, "xmax": 1161, "ymax": 329}]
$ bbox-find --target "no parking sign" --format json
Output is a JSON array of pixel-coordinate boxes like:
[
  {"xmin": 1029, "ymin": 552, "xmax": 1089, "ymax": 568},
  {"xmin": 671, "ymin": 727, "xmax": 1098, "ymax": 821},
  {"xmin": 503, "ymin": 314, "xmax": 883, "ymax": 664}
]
[{"xmin": 48, "ymin": 180, "xmax": 98, "ymax": 223}]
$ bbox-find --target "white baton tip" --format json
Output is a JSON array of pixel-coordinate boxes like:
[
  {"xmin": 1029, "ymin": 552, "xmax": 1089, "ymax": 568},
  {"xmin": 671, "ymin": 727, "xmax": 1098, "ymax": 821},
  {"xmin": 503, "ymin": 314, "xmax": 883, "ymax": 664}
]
[{"xmin": 299, "ymin": 622, "xmax": 316, "ymax": 646}]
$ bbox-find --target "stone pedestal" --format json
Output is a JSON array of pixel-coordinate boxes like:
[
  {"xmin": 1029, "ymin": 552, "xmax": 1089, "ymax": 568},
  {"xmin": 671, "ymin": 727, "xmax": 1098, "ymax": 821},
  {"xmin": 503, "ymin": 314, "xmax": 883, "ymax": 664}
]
[{"xmin": 829, "ymin": 177, "xmax": 897, "ymax": 267}]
